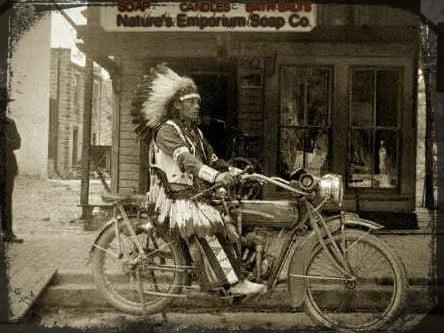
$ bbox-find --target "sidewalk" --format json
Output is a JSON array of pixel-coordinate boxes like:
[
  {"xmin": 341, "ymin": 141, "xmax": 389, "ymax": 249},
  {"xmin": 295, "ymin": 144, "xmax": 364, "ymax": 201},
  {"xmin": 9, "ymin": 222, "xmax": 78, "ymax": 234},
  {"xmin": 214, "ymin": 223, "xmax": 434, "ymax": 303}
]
[
  {"xmin": 7, "ymin": 176, "xmax": 104, "ymax": 270},
  {"xmin": 4, "ymin": 176, "xmax": 101, "ymax": 320}
]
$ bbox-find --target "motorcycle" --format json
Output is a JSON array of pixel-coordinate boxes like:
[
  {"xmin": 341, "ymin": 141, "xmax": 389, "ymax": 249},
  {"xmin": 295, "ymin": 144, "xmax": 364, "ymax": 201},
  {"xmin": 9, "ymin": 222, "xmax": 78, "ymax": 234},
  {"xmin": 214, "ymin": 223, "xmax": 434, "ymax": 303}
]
[{"xmin": 90, "ymin": 168, "xmax": 407, "ymax": 332}]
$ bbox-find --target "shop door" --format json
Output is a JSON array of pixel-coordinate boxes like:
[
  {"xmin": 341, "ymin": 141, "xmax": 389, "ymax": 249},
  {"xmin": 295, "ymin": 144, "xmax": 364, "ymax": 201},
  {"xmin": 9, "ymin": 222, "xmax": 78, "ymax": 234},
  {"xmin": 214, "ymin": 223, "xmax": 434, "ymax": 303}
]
[{"xmin": 193, "ymin": 74, "xmax": 232, "ymax": 159}]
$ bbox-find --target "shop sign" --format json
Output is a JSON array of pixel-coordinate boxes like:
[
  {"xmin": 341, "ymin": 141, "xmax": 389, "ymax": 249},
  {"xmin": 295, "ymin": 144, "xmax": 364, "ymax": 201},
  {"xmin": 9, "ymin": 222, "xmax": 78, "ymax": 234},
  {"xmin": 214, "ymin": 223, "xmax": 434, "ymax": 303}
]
[{"xmin": 100, "ymin": 1, "xmax": 316, "ymax": 32}]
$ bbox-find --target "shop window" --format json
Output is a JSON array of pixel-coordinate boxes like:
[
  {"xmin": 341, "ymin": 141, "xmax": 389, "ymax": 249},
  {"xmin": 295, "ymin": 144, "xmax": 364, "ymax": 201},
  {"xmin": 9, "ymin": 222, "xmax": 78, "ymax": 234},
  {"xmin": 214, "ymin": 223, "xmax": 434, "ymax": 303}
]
[
  {"xmin": 279, "ymin": 66, "xmax": 332, "ymax": 179},
  {"xmin": 349, "ymin": 68, "xmax": 401, "ymax": 189}
]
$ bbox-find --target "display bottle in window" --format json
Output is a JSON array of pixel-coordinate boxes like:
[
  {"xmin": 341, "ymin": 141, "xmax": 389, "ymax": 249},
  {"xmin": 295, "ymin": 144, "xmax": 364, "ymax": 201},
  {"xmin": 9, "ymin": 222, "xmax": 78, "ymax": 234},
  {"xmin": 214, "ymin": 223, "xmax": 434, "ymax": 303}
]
[
  {"xmin": 378, "ymin": 140, "xmax": 391, "ymax": 187},
  {"xmin": 378, "ymin": 140, "xmax": 387, "ymax": 174}
]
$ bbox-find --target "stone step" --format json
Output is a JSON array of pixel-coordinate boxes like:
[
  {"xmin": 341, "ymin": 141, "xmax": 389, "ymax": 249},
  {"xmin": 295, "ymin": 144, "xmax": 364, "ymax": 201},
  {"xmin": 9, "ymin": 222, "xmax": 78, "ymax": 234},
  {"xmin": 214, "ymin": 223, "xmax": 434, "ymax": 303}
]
[
  {"xmin": 54, "ymin": 269, "xmax": 435, "ymax": 286},
  {"xmin": 52, "ymin": 270, "xmax": 93, "ymax": 285},
  {"xmin": 39, "ymin": 276, "xmax": 434, "ymax": 314}
]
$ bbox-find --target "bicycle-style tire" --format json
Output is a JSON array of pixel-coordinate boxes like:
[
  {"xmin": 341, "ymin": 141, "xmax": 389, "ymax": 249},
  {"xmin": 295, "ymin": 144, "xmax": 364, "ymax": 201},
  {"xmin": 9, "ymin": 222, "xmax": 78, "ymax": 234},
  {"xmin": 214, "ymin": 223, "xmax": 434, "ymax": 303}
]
[
  {"xmin": 91, "ymin": 221, "xmax": 187, "ymax": 315},
  {"xmin": 304, "ymin": 229, "xmax": 407, "ymax": 332}
]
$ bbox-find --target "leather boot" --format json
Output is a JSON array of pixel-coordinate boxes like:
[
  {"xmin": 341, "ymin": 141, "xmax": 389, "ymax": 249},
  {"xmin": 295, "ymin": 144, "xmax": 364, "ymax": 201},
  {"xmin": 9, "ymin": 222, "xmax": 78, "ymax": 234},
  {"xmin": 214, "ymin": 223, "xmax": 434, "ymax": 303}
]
[{"xmin": 229, "ymin": 279, "xmax": 266, "ymax": 296}]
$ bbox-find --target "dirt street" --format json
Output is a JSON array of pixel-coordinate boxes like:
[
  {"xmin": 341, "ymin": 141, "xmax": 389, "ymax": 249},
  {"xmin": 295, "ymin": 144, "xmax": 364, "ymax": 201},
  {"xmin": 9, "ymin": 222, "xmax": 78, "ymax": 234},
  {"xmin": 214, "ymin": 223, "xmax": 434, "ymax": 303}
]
[
  {"xmin": 30, "ymin": 309, "xmax": 428, "ymax": 332},
  {"xmin": 13, "ymin": 175, "xmax": 106, "ymax": 235}
]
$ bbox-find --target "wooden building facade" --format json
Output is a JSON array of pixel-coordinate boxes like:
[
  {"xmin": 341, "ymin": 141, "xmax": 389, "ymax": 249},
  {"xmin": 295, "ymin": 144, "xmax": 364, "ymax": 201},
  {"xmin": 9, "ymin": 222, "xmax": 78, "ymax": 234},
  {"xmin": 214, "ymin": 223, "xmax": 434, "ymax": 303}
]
[{"xmin": 77, "ymin": 4, "xmax": 420, "ymax": 216}]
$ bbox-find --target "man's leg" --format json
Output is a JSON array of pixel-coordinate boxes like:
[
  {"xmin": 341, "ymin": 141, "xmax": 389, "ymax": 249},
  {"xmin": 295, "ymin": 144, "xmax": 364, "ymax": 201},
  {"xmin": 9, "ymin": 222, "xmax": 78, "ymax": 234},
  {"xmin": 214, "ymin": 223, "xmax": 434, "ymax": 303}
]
[
  {"xmin": 2, "ymin": 175, "xmax": 22, "ymax": 242},
  {"xmin": 205, "ymin": 235, "xmax": 240, "ymax": 285},
  {"xmin": 0, "ymin": 177, "xmax": 6, "ymax": 236},
  {"xmin": 204, "ymin": 234, "xmax": 266, "ymax": 295},
  {"xmin": 3, "ymin": 176, "xmax": 14, "ymax": 236},
  {"xmin": 186, "ymin": 235, "xmax": 230, "ymax": 290}
]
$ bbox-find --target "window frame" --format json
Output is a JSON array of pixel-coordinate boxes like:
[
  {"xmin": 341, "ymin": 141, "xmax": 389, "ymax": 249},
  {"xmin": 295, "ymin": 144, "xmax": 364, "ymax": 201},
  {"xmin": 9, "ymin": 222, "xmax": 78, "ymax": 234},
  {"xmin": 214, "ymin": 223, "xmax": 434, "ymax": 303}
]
[
  {"xmin": 277, "ymin": 64, "xmax": 334, "ymax": 178},
  {"xmin": 347, "ymin": 66, "xmax": 403, "ymax": 192}
]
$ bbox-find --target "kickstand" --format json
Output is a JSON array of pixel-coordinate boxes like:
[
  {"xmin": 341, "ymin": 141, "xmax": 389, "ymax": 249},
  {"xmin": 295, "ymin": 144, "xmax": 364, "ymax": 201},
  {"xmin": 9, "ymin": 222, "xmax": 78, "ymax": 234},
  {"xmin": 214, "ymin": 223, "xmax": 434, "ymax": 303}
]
[
  {"xmin": 240, "ymin": 288, "xmax": 267, "ymax": 304},
  {"xmin": 219, "ymin": 292, "xmax": 244, "ymax": 305}
]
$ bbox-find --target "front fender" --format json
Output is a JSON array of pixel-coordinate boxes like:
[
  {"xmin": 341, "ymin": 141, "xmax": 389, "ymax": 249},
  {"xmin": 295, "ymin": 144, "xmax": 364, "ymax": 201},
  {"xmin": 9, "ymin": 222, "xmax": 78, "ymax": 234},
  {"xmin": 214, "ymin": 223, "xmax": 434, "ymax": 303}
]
[{"xmin": 287, "ymin": 213, "xmax": 383, "ymax": 308}]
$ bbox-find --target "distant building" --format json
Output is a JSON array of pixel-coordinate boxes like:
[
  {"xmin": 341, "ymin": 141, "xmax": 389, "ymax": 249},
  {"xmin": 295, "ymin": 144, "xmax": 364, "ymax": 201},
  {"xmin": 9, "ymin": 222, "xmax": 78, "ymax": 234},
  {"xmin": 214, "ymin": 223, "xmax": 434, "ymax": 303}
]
[
  {"xmin": 9, "ymin": 12, "xmax": 52, "ymax": 178},
  {"xmin": 49, "ymin": 48, "xmax": 112, "ymax": 179}
]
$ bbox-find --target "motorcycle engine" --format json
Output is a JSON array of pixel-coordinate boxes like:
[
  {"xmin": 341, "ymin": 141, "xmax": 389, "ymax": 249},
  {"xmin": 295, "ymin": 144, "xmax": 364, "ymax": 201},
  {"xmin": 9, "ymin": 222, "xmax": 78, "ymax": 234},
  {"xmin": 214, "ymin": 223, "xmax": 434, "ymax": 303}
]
[{"xmin": 241, "ymin": 228, "xmax": 281, "ymax": 280}]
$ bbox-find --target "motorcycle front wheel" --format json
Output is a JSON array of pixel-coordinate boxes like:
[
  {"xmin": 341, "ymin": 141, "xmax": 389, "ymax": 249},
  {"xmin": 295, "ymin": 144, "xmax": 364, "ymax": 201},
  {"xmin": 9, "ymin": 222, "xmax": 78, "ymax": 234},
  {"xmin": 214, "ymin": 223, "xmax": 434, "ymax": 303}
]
[
  {"xmin": 91, "ymin": 220, "xmax": 188, "ymax": 315},
  {"xmin": 304, "ymin": 229, "xmax": 407, "ymax": 332}
]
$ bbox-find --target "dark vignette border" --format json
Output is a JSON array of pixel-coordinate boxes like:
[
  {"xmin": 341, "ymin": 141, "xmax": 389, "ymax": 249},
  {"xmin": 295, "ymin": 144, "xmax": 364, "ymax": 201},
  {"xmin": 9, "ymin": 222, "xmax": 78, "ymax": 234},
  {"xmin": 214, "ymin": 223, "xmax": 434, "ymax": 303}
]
[{"xmin": 0, "ymin": 0, "xmax": 443, "ymax": 332}]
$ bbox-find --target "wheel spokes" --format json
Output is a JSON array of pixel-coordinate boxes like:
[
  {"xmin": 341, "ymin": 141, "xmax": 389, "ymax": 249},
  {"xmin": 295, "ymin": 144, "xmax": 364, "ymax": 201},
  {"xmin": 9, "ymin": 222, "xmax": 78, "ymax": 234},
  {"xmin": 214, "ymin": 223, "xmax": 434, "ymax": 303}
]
[
  {"xmin": 306, "ymin": 233, "xmax": 397, "ymax": 329},
  {"xmin": 100, "ymin": 228, "xmax": 180, "ymax": 306}
]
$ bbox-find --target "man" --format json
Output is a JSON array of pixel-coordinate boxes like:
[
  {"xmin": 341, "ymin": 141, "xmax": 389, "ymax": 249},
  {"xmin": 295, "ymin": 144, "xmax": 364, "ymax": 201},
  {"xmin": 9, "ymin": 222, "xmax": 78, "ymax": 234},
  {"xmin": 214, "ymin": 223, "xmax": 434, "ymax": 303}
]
[
  {"xmin": 131, "ymin": 64, "xmax": 265, "ymax": 295},
  {"xmin": 0, "ymin": 88, "xmax": 23, "ymax": 243}
]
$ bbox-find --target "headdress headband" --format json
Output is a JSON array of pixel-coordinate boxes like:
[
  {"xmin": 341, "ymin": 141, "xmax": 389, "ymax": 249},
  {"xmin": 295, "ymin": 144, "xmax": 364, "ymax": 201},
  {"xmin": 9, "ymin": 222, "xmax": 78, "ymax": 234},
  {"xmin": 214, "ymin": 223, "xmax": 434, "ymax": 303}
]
[{"xmin": 180, "ymin": 93, "xmax": 201, "ymax": 101}]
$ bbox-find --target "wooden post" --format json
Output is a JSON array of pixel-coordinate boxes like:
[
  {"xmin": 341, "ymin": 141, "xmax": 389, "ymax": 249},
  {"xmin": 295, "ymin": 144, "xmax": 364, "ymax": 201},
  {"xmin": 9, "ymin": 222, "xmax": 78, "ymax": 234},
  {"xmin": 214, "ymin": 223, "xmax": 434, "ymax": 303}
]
[
  {"xmin": 421, "ymin": 24, "xmax": 438, "ymax": 210},
  {"xmin": 80, "ymin": 55, "xmax": 94, "ymax": 228},
  {"xmin": 437, "ymin": 23, "xmax": 444, "ymax": 93}
]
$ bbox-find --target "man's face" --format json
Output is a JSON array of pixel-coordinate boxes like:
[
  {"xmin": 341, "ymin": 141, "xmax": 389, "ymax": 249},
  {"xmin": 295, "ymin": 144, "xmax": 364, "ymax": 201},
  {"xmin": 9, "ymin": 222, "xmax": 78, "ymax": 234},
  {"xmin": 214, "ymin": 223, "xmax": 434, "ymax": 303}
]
[{"xmin": 177, "ymin": 97, "xmax": 200, "ymax": 122}]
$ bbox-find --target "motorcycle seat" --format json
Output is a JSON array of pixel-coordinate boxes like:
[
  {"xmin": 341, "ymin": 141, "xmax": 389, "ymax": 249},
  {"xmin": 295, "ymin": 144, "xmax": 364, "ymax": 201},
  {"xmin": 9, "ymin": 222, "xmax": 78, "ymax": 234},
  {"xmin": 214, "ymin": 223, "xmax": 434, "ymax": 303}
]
[{"xmin": 101, "ymin": 193, "xmax": 146, "ymax": 204}]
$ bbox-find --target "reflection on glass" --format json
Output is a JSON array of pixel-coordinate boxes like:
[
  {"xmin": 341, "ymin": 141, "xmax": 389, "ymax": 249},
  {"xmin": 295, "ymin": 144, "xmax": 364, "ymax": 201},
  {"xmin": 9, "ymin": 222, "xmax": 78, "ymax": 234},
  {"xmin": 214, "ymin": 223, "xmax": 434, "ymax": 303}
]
[
  {"xmin": 349, "ymin": 130, "xmax": 373, "ymax": 187},
  {"xmin": 306, "ymin": 68, "xmax": 329, "ymax": 126},
  {"xmin": 280, "ymin": 67, "xmax": 330, "ymax": 127},
  {"xmin": 280, "ymin": 67, "xmax": 304, "ymax": 126},
  {"xmin": 376, "ymin": 70, "xmax": 400, "ymax": 127},
  {"xmin": 280, "ymin": 129, "xmax": 328, "ymax": 178},
  {"xmin": 351, "ymin": 70, "xmax": 374, "ymax": 127}
]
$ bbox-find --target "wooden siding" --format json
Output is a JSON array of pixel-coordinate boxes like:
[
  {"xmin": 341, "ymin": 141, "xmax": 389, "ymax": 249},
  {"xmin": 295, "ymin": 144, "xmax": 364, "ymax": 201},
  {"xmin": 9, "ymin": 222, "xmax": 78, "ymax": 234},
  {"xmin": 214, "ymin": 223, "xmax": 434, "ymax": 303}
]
[{"xmin": 116, "ymin": 64, "xmax": 142, "ymax": 193}]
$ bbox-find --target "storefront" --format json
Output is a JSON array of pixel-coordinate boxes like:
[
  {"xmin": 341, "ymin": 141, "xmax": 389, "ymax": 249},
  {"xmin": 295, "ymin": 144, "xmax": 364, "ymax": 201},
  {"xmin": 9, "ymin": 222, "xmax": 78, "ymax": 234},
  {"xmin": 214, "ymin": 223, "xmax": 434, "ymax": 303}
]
[{"xmin": 77, "ymin": 3, "xmax": 420, "ymax": 218}]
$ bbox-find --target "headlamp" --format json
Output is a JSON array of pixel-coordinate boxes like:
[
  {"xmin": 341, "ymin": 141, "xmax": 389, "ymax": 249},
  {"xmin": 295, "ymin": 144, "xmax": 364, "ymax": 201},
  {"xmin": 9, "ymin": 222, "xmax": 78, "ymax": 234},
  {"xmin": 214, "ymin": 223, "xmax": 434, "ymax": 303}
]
[{"xmin": 318, "ymin": 174, "xmax": 344, "ymax": 206}]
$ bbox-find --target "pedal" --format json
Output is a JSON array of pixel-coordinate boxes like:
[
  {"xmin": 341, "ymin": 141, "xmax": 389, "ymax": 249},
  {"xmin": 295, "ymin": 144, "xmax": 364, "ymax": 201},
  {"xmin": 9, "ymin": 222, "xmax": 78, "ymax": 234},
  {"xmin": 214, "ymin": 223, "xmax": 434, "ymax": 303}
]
[{"xmin": 219, "ymin": 293, "xmax": 244, "ymax": 305}]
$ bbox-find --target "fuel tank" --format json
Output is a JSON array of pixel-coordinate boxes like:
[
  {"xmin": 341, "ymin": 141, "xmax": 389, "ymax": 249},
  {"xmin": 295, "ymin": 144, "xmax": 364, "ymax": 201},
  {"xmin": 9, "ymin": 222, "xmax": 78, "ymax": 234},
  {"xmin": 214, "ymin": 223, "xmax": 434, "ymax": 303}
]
[{"xmin": 237, "ymin": 200, "xmax": 300, "ymax": 229}]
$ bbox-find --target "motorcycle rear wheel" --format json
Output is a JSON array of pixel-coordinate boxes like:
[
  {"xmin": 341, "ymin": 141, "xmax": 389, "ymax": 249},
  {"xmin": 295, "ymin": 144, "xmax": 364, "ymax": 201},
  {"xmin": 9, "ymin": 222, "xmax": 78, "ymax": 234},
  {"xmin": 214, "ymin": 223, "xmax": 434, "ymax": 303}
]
[
  {"xmin": 92, "ymin": 221, "xmax": 188, "ymax": 315},
  {"xmin": 304, "ymin": 229, "xmax": 407, "ymax": 332}
]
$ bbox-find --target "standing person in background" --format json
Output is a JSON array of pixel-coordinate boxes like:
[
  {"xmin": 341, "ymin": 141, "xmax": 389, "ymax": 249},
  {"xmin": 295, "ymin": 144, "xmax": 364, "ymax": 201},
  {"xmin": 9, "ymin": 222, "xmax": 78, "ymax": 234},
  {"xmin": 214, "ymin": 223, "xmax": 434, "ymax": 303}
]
[{"xmin": 0, "ymin": 88, "xmax": 23, "ymax": 243}]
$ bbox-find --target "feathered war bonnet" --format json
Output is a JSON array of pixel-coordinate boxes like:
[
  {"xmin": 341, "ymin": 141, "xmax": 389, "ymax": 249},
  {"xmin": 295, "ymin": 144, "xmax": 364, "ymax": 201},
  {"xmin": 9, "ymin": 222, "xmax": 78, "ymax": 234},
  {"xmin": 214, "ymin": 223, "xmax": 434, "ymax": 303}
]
[{"xmin": 131, "ymin": 63, "xmax": 200, "ymax": 139}]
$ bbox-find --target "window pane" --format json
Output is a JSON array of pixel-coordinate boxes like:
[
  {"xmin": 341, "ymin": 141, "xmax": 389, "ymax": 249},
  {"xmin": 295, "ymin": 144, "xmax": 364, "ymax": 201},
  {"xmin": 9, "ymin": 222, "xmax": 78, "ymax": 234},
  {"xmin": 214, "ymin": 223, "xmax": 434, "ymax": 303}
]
[
  {"xmin": 280, "ymin": 67, "xmax": 305, "ymax": 126},
  {"xmin": 279, "ymin": 128, "xmax": 329, "ymax": 178},
  {"xmin": 351, "ymin": 70, "xmax": 374, "ymax": 127},
  {"xmin": 306, "ymin": 68, "xmax": 330, "ymax": 126},
  {"xmin": 376, "ymin": 70, "xmax": 400, "ymax": 127},
  {"xmin": 374, "ymin": 130, "xmax": 398, "ymax": 188},
  {"xmin": 305, "ymin": 129, "xmax": 329, "ymax": 175},
  {"xmin": 280, "ymin": 67, "xmax": 331, "ymax": 127},
  {"xmin": 349, "ymin": 129, "xmax": 373, "ymax": 187}
]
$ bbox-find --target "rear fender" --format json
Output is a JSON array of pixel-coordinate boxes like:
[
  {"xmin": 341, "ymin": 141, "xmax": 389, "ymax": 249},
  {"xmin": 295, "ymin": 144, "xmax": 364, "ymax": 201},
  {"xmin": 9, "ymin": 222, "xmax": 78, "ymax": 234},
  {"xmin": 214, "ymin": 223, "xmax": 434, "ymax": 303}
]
[
  {"xmin": 287, "ymin": 213, "xmax": 383, "ymax": 308},
  {"xmin": 88, "ymin": 219, "xmax": 194, "ymax": 279},
  {"xmin": 89, "ymin": 218, "xmax": 120, "ymax": 257},
  {"xmin": 89, "ymin": 214, "xmax": 152, "ymax": 256}
]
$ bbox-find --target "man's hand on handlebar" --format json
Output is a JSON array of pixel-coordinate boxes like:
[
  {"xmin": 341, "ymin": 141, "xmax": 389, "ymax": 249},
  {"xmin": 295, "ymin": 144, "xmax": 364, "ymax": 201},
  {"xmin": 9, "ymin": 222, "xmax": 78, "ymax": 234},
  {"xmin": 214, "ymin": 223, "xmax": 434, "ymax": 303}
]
[
  {"xmin": 215, "ymin": 172, "xmax": 236, "ymax": 188},
  {"xmin": 215, "ymin": 165, "xmax": 254, "ymax": 187}
]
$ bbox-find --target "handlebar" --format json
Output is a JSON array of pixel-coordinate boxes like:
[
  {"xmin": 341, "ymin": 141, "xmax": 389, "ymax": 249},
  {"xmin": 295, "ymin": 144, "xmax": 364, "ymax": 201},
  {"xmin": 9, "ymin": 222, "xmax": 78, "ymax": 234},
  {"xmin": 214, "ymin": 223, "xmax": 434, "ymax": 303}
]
[
  {"xmin": 189, "ymin": 166, "xmax": 253, "ymax": 201},
  {"xmin": 190, "ymin": 171, "xmax": 308, "ymax": 201},
  {"xmin": 241, "ymin": 173, "xmax": 307, "ymax": 196}
]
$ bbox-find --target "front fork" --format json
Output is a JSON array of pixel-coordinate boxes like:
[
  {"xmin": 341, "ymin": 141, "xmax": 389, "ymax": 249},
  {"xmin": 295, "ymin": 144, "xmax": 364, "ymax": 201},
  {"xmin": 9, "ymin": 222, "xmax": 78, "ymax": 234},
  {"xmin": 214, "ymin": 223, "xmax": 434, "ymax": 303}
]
[
  {"xmin": 306, "ymin": 201, "xmax": 354, "ymax": 279},
  {"xmin": 265, "ymin": 200, "xmax": 358, "ymax": 289}
]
